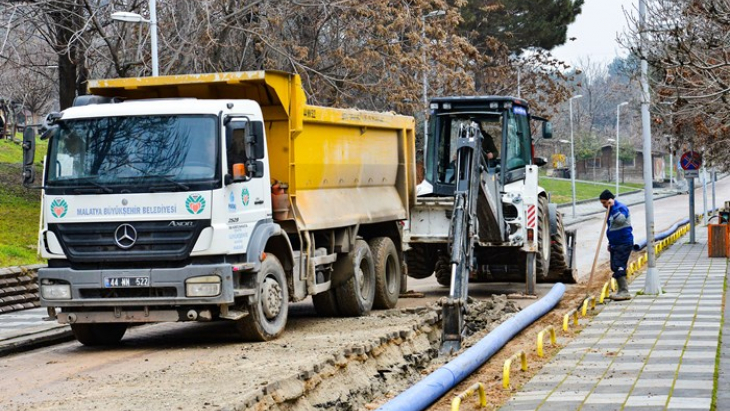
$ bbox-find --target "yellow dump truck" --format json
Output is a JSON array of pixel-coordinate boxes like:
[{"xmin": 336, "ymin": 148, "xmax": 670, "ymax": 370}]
[{"xmin": 22, "ymin": 71, "xmax": 415, "ymax": 345}]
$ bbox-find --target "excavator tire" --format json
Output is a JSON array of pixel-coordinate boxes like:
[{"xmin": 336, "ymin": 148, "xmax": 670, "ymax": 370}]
[
  {"xmin": 535, "ymin": 196, "xmax": 551, "ymax": 281},
  {"xmin": 435, "ymin": 255, "xmax": 451, "ymax": 286},
  {"xmin": 405, "ymin": 244, "xmax": 438, "ymax": 279},
  {"xmin": 546, "ymin": 208, "xmax": 577, "ymax": 283}
]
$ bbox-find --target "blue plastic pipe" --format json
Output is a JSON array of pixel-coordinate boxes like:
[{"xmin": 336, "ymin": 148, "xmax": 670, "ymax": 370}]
[
  {"xmin": 377, "ymin": 283, "xmax": 566, "ymax": 411},
  {"xmin": 633, "ymin": 218, "xmax": 689, "ymax": 251},
  {"xmin": 632, "ymin": 205, "xmax": 720, "ymax": 250}
]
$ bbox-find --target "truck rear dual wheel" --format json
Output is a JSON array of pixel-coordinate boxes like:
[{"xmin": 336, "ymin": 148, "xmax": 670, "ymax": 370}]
[
  {"xmin": 335, "ymin": 239, "xmax": 376, "ymax": 317},
  {"xmin": 236, "ymin": 255, "xmax": 289, "ymax": 341},
  {"xmin": 369, "ymin": 237, "xmax": 401, "ymax": 309},
  {"xmin": 71, "ymin": 323, "xmax": 127, "ymax": 346}
]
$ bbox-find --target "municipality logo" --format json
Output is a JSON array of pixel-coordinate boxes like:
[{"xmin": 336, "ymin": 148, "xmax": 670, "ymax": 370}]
[
  {"xmin": 185, "ymin": 194, "xmax": 206, "ymax": 214},
  {"xmin": 241, "ymin": 187, "xmax": 250, "ymax": 207},
  {"xmin": 50, "ymin": 198, "xmax": 68, "ymax": 218}
]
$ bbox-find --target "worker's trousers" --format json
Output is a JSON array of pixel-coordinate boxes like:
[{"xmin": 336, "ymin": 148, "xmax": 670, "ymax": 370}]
[{"xmin": 609, "ymin": 243, "xmax": 633, "ymax": 279}]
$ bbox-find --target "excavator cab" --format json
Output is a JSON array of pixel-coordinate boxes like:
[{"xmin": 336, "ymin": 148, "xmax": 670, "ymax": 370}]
[{"xmin": 423, "ymin": 97, "xmax": 537, "ymax": 198}]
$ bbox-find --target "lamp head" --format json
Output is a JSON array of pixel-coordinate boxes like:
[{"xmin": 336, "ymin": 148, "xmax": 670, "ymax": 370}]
[{"xmin": 111, "ymin": 11, "xmax": 147, "ymax": 23}]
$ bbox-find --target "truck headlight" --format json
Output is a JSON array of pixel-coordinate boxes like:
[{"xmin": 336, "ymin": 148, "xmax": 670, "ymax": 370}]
[
  {"xmin": 41, "ymin": 281, "xmax": 72, "ymax": 300},
  {"xmin": 185, "ymin": 275, "xmax": 221, "ymax": 297}
]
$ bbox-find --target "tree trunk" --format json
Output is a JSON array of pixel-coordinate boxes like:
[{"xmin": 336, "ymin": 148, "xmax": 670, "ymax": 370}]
[{"xmin": 48, "ymin": 0, "xmax": 83, "ymax": 110}]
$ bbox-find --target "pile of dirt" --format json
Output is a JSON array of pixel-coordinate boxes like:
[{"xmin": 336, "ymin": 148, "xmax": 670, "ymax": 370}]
[{"xmin": 462, "ymin": 295, "xmax": 520, "ymax": 338}]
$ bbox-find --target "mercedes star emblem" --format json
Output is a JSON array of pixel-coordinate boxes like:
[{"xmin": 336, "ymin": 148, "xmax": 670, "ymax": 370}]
[{"xmin": 114, "ymin": 224, "xmax": 138, "ymax": 249}]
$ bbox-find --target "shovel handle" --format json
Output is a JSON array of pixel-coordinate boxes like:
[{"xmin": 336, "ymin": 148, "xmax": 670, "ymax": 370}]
[{"xmin": 587, "ymin": 204, "xmax": 611, "ymax": 289}]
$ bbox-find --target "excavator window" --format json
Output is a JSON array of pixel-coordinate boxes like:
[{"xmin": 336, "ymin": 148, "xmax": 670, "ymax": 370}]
[
  {"xmin": 436, "ymin": 115, "xmax": 502, "ymax": 184},
  {"xmin": 505, "ymin": 110, "xmax": 531, "ymax": 171}
]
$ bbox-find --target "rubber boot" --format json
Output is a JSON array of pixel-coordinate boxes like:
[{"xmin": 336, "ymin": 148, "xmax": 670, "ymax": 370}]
[{"xmin": 610, "ymin": 276, "xmax": 631, "ymax": 301}]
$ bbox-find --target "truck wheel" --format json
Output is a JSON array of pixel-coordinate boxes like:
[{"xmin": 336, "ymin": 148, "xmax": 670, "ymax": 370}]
[
  {"xmin": 404, "ymin": 244, "xmax": 437, "ymax": 279},
  {"xmin": 369, "ymin": 237, "xmax": 401, "ymax": 309},
  {"xmin": 535, "ymin": 196, "xmax": 551, "ymax": 281},
  {"xmin": 335, "ymin": 239, "xmax": 375, "ymax": 316},
  {"xmin": 71, "ymin": 323, "xmax": 127, "ymax": 346},
  {"xmin": 312, "ymin": 288, "xmax": 340, "ymax": 317},
  {"xmin": 435, "ymin": 255, "xmax": 451, "ymax": 287},
  {"xmin": 236, "ymin": 255, "xmax": 289, "ymax": 341}
]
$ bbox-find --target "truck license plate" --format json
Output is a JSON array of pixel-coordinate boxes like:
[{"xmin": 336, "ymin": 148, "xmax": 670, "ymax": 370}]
[{"xmin": 104, "ymin": 276, "xmax": 150, "ymax": 288}]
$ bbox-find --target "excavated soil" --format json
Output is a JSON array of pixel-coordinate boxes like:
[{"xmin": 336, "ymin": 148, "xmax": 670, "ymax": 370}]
[{"xmin": 0, "ymin": 295, "xmax": 520, "ymax": 411}]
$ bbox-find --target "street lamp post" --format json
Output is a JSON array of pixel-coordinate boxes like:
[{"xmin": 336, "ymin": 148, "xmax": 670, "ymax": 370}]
[
  {"xmin": 615, "ymin": 101, "xmax": 629, "ymax": 196},
  {"xmin": 639, "ymin": 0, "xmax": 660, "ymax": 294},
  {"xmin": 111, "ymin": 0, "xmax": 159, "ymax": 76},
  {"xmin": 421, "ymin": 10, "xmax": 445, "ymax": 152},
  {"xmin": 569, "ymin": 94, "xmax": 583, "ymax": 218}
]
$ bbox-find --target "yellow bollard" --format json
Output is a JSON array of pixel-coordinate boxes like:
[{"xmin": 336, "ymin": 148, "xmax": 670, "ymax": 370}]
[
  {"xmin": 630, "ymin": 262, "xmax": 637, "ymax": 273},
  {"xmin": 537, "ymin": 326, "xmax": 557, "ymax": 358},
  {"xmin": 503, "ymin": 351, "xmax": 527, "ymax": 389},
  {"xmin": 582, "ymin": 295, "xmax": 596, "ymax": 316},
  {"xmin": 611, "ymin": 278, "xmax": 618, "ymax": 292},
  {"xmin": 563, "ymin": 309, "xmax": 579, "ymax": 331},
  {"xmin": 451, "ymin": 382, "xmax": 487, "ymax": 411},
  {"xmin": 600, "ymin": 281, "xmax": 610, "ymax": 304}
]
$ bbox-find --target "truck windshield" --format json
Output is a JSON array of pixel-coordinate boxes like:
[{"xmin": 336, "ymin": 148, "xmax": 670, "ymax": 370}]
[{"xmin": 46, "ymin": 115, "xmax": 219, "ymax": 192}]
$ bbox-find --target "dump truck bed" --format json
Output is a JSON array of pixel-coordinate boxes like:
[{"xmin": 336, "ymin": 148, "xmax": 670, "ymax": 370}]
[{"xmin": 88, "ymin": 71, "xmax": 416, "ymax": 231}]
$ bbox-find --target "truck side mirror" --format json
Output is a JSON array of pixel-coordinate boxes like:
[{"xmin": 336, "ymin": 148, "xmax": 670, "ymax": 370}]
[
  {"xmin": 247, "ymin": 121, "xmax": 265, "ymax": 160},
  {"xmin": 542, "ymin": 121, "xmax": 553, "ymax": 139},
  {"xmin": 40, "ymin": 112, "xmax": 62, "ymax": 140},
  {"xmin": 22, "ymin": 127, "xmax": 36, "ymax": 187},
  {"xmin": 533, "ymin": 156, "xmax": 548, "ymax": 167}
]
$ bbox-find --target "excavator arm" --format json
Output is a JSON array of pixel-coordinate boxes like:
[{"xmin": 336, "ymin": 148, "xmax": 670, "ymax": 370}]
[{"xmin": 440, "ymin": 122, "xmax": 485, "ymax": 354}]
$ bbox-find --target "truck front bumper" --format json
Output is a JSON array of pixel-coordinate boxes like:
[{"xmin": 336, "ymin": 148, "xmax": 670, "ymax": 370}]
[{"xmin": 38, "ymin": 264, "xmax": 238, "ymax": 309}]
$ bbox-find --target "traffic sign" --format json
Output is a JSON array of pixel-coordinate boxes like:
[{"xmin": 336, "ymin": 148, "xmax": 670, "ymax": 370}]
[
  {"xmin": 684, "ymin": 169, "xmax": 699, "ymax": 178},
  {"xmin": 680, "ymin": 151, "xmax": 702, "ymax": 171}
]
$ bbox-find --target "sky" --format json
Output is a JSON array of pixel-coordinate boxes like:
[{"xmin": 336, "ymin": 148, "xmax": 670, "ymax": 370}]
[{"xmin": 550, "ymin": 0, "xmax": 636, "ymax": 68}]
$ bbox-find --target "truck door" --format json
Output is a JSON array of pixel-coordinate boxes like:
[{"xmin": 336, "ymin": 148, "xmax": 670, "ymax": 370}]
[{"xmin": 224, "ymin": 118, "xmax": 270, "ymax": 253}]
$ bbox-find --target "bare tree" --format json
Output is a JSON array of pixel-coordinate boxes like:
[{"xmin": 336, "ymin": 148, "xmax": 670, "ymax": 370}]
[{"xmin": 622, "ymin": 0, "xmax": 730, "ymax": 169}]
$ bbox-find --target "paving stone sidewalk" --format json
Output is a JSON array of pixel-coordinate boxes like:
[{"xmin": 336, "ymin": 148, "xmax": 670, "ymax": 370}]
[{"xmin": 500, "ymin": 227, "xmax": 727, "ymax": 411}]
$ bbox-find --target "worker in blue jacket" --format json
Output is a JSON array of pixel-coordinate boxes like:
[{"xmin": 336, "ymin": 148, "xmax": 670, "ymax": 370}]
[{"xmin": 600, "ymin": 189, "xmax": 633, "ymax": 300}]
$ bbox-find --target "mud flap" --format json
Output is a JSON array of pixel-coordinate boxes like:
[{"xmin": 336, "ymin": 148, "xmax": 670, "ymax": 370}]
[
  {"xmin": 565, "ymin": 229, "xmax": 577, "ymax": 277},
  {"xmin": 526, "ymin": 252, "xmax": 536, "ymax": 295}
]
